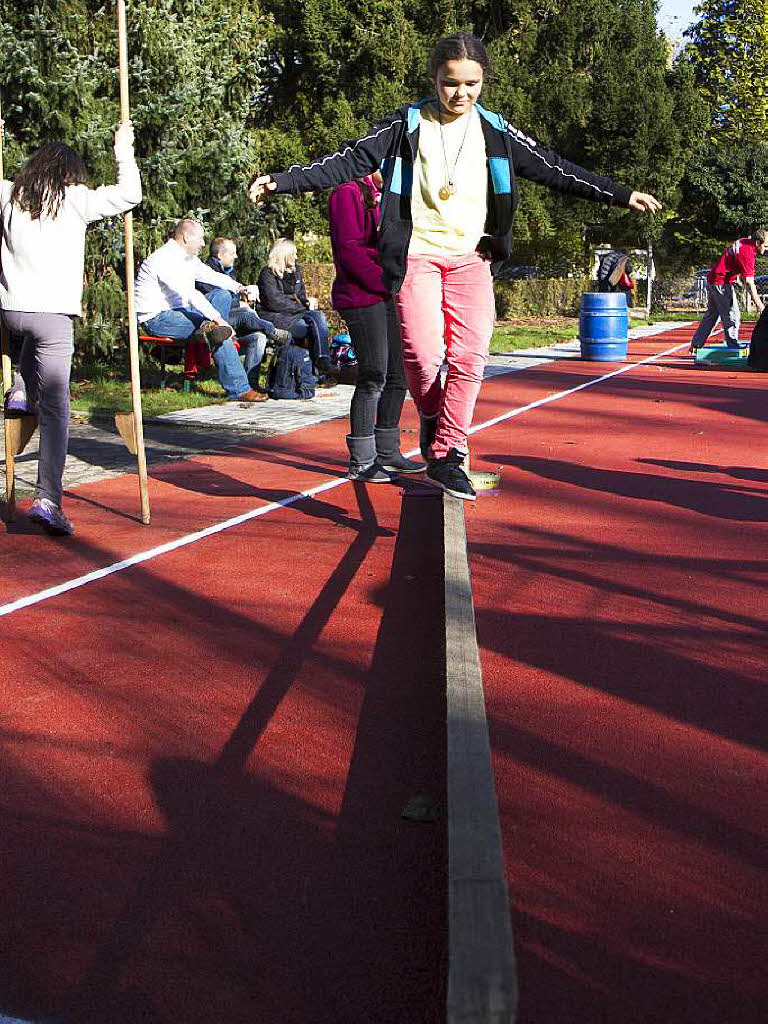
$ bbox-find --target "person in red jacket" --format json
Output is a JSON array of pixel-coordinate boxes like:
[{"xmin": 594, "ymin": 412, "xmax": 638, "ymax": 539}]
[
  {"xmin": 690, "ymin": 229, "xmax": 767, "ymax": 350},
  {"xmin": 328, "ymin": 173, "xmax": 424, "ymax": 482}
]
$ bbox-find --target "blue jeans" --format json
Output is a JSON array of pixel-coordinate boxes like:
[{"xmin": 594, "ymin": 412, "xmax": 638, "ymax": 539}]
[
  {"xmin": 229, "ymin": 307, "xmax": 271, "ymax": 387},
  {"xmin": 241, "ymin": 332, "xmax": 268, "ymax": 388},
  {"xmin": 229, "ymin": 305, "xmax": 276, "ymax": 340},
  {"xmin": 142, "ymin": 288, "xmax": 251, "ymax": 398},
  {"xmin": 290, "ymin": 310, "xmax": 330, "ymax": 369}
]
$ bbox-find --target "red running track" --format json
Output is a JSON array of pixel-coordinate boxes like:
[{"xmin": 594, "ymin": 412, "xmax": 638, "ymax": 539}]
[
  {"xmin": 0, "ymin": 412, "xmax": 448, "ymax": 1022},
  {"xmin": 1, "ymin": 324, "xmax": 766, "ymax": 1022},
  {"xmin": 464, "ymin": 324, "xmax": 767, "ymax": 1023}
]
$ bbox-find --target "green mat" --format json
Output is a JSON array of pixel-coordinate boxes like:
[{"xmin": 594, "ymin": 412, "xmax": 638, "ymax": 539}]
[{"xmin": 694, "ymin": 345, "xmax": 750, "ymax": 369}]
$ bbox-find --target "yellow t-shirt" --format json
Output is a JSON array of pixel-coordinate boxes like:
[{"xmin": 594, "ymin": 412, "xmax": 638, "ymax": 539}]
[{"xmin": 409, "ymin": 104, "xmax": 488, "ymax": 257}]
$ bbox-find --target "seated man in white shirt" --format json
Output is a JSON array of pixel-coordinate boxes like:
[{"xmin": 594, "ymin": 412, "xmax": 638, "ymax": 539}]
[{"xmin": 134, "ymin": 219, "xmax": 266, "ymax": 401}]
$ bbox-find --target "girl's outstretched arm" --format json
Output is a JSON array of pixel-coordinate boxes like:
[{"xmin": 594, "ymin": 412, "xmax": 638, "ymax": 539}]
[
  {"xmin": 506, "ymin": 122, "xmax": 660, "ymax": 212},
  {"xmin": 249, "ymin": 112, "xmax": 402, "ymax": 203}
]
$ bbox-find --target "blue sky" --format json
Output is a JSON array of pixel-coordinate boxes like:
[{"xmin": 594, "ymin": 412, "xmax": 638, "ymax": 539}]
[{"xmin": 656, "ymin": 0, "xmax": 698, "ymax": 34}]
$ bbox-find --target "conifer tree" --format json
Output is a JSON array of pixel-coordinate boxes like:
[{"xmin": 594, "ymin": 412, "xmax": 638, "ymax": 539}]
[
  {"xmin": 686, "ymin": 0, "xmax": 767, "ymax": 144},
  {"xmin": 0, "ymin": 1, "xmax": 710, "ymax": 317},
  {"xmin": 664, "ymin": 0, "xmax": 768, "ymax": 264},
  {"xmin": 481, "ymin": 0, "xmax": 695, "ymax": 268},
  {"xmin": 0, "ymin": 3, "xmax": 274, "ymax": 265}
]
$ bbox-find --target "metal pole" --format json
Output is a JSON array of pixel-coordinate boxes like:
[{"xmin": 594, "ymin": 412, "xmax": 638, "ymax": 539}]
[
  {"xmin": 116, "ymin": 0, "xmax": 150, "ymax": 523},
  {"xmin": 645, "ymin": 242, "xmax": 653, "ymax": 317}
]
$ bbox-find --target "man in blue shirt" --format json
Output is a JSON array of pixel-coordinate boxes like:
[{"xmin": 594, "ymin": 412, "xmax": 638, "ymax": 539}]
[{"xmin": 200, "ymin": 237, "xmax": 290, "ymax": 387}]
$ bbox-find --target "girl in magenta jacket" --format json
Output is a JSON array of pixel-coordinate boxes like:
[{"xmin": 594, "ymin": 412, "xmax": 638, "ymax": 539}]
[{"xmin": 328, "ymin": 173, "xmax": 424, "ymax": 481}]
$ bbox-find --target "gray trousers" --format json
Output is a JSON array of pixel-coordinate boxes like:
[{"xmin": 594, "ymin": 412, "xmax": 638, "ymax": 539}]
[
  {"xmin": 691, "ymin": 283, "xmax": 741, "ymax": 348},
  {"xmin": 2, "ymin": 310, "xmax": 73, "ymax": 505}
]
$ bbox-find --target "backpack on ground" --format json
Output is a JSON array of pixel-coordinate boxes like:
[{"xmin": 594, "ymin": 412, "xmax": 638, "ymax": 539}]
[
  {"xmin": 267, "ymin": 342, "xmax": 316, "ymax": 399},
  {"xmin": 597, "ymin": 250, "xmax": 630, "ymax": 290},
  {"xmin": 330, "ymin": 332, "xmax": 357, "ymax": 368}
]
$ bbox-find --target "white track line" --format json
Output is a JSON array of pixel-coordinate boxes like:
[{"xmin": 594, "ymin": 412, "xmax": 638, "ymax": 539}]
[
  {"xmin": 0, "ymin": 334, "xmax": 694, "ymax": 619},
  {"xmin": 469, "ymin": 338, "xmax": 690, "ymax": 434},
  {"xmin": 0, "ymin": 476, "xmax": 347, "ymax": 618}
]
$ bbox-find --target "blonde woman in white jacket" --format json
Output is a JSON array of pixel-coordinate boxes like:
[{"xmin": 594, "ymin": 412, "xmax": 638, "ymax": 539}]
[{"xmin": 0, "ymin": 120, "xmax": 142, "ymax": 535}]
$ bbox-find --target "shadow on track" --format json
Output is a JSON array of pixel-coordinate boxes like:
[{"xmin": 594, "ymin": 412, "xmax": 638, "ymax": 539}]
[
  {"xmin": 0, "ymin": 487, "xmax": 446, "ymax": 1023},
  {"xmin": 492, "ymin": 454, "xmax": 768, "ymax": 521}
]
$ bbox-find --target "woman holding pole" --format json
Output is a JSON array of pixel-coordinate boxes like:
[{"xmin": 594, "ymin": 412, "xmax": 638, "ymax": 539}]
[{"xmin": 0, "ymin": 118, "xmax": 142, "ymax": 535}]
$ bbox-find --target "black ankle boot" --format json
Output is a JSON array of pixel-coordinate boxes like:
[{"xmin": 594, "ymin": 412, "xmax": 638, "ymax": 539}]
[
  {"xmin": 419, "ymin": 413, "xmax": 438, "ymax": 460},
  {"xmin": 374, "ymin": 427, "xmax": 426, "ymax": 474}
]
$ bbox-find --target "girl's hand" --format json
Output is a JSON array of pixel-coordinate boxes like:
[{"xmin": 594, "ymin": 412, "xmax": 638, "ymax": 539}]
[
  {"xmin": 114, "ymin": 121, "xmax": 135, "ymax": 158},
  {"xmin": 628, "ymin": 191, "xmax": 662, "ymax": 213},
  {"xmin": 248, "ymin": 175, "xmax": 276, "ymax": 203}
]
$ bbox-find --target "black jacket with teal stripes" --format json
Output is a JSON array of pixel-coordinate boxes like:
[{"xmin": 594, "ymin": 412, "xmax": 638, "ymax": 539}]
[{"xmin": 270, "ymin": 101, "xmax": 634, "ymax": 294}]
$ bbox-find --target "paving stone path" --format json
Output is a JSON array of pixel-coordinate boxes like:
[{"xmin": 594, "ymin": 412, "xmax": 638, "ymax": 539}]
[
  {"xmin": 1, "ymin": 326, "xmax": 687, "ymax": 499},
  {"xmin": 1, "ymin": 386, "xmax": 358, "ymax": 499}
]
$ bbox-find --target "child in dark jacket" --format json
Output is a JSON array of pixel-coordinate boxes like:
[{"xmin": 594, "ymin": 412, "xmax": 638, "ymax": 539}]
[
  {"xmin": 328, "ymin": 173, "xmax": 424, "ymax": 482},
  {"xmin": 250, "ymin": 33, "xmax": 661, "ymax": 499}
]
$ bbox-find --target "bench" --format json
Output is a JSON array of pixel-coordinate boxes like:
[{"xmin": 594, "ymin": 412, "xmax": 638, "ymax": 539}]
[
  {"xmin": 138, "ymin": 334, "xmax": 241, "ymax": 392},
  {"xmin": 138, "ymin": 334, "xmax": 198, "ymax": 392}
]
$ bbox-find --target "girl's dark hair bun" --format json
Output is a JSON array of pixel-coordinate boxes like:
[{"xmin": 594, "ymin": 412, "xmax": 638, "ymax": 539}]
[{"xmin": 428, "ymin": 34, "xmax": 490, "ymax": 79}]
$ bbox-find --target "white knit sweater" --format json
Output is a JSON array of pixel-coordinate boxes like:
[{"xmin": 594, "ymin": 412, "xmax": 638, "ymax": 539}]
[{"xmin": 0, "ymin": 154, "xmax": 142, "ymax": 317}]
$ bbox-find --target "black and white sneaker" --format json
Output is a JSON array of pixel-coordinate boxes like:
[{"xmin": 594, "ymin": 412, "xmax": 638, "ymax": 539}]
[
  {"xmin": 348, "ymin": 462, "xmax": 393, "ymax": 484},
  {"xmin": 426, "ymin": 449, "xmax": 476, "ymax": 501}
]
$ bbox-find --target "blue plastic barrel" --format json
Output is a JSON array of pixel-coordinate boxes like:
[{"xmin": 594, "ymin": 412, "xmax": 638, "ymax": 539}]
[{"xmin": 579, "ymin": 292, "xmax": 628, "ymax": 361}]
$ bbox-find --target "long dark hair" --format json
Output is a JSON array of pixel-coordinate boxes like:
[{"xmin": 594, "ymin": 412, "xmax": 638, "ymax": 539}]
[
  {"xmin": 10, "ymin": 142, "xmax": 88, "ymax": 220},
  {"xmin": 428, "ymin": 33, "xmax": 491, "ymax": 80},
  {"xmin": 356, "ymin": 178, "xmax": 378, "ymax": 210}
]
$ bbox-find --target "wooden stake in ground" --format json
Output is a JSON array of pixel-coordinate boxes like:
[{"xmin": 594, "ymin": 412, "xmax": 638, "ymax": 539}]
[
  {"xmin": 115, "ymin": 0, "xmax": 150, "ymax": 524},
  {"xmin": 0, "ymin": 95, "xmax": 38, "ymax": 522}
]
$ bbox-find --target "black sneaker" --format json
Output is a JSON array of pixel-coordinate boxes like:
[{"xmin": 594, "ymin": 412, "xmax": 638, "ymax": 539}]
[
  {"xmin": 426, "ymin": 449, "xmax": 476, "ymax": 501},
  {"xmin": 348, "ymin": 462, "xmax": 393, "ymax": 484}
]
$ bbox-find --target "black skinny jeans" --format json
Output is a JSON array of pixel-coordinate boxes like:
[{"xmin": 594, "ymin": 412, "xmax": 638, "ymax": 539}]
[{"xmin": 341, "ymin": 299, "xmax": 407, "ymax": 436}]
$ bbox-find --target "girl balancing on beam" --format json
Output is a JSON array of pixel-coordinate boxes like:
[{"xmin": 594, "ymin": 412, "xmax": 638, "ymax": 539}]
[{"xmin": 249, "ymin": 33, "xmax": 661, "ymax": 501}]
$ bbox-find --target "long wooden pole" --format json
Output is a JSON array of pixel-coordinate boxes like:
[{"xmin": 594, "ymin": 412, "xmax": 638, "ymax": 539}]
[
  {"xmin": 0, "ymin": 94, "xmax": 19, "ymax": 521},
  {"xmin": 116, "ymin": 0, "xmax": 150, "ymax": 524}
]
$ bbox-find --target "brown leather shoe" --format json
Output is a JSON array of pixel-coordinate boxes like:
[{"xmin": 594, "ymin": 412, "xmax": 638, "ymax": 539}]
[
  {"xmin": 201, "ymin": 321, "xmax": 235, "ymax": 344},
  {"xmin": 231, "ymin": 389, "xmax": 269, "ymax": 403}
]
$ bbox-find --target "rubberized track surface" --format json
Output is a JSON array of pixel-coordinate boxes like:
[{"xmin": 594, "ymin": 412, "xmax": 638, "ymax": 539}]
[
  {"xmin": 1, "ymin": 424, "xmax": 448, "ymax": 1022},
  {"xmin": 466, "ymin": 325, "xmax": 767, "ymax": 1023},
  {"xmin": 1, "ymin": 324, "xmax": 766, "ymax": 1022}
]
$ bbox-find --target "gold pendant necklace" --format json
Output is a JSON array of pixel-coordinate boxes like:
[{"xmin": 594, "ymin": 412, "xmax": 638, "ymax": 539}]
[{"xmin": 438, "ymin": 104, "xmax": 472, "ymax": 201}]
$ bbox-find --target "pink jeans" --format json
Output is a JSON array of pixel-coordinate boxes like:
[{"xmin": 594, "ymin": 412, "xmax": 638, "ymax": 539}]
[{"xmin": 395, "ymin": 252, "xmax": 495, "ymax": 459}]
